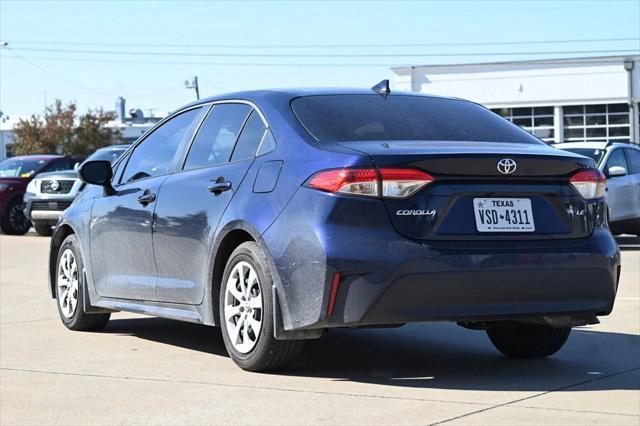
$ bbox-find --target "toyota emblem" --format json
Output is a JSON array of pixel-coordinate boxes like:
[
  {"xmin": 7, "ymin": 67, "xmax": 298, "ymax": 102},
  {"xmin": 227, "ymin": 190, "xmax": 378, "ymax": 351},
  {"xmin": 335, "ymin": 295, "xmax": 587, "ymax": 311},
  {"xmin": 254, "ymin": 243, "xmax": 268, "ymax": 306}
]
[
  {"xmin": 497, "ymin": 158, "xmax": 517, "ymax": 175},
  {"xmin": 50, "ymin": 180, "xmax": 60, "ymax": 191}
]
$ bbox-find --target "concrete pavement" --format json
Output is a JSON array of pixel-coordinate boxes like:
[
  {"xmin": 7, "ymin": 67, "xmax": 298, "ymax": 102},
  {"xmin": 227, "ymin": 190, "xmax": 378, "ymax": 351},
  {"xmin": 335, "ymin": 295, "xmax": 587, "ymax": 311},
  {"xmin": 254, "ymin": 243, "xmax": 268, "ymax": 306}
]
[{"xmin": 1, "ymin": 233, "xmax": 639, "ymax": 425}]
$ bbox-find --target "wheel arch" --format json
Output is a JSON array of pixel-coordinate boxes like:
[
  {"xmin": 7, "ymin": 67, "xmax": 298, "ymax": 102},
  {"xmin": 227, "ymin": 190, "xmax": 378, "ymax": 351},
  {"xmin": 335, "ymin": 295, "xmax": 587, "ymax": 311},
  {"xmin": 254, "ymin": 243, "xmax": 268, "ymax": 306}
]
[{"xmin": 208, "ymin": 222, "xmax": 261, "ymax": 326}]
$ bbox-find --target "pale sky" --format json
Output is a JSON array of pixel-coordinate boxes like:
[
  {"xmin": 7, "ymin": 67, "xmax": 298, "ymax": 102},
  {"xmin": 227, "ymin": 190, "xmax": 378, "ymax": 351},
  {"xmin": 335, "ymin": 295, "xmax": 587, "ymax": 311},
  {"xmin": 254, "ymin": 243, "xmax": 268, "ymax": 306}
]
[{"xmin": 1, "ymin": 0, "xmax": 639, "ymax": 117}]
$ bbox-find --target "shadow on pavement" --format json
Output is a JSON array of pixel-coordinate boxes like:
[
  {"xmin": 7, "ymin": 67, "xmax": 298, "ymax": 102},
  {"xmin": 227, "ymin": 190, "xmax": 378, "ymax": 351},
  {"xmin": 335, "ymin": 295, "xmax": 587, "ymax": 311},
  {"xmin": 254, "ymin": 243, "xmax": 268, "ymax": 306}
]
[
  {"xmin": 104, "ymin": 317, "xmax": 640, "ymax": 392},
  {"xmin": 615, "ymin": 235, "xmax": 640, "ymax": 251}
]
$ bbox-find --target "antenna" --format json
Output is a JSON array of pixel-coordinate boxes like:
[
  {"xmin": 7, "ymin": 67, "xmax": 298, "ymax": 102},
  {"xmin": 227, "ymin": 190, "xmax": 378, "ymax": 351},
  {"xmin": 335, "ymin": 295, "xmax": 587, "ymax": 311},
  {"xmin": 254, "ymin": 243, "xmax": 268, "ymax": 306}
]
[{"xmin": 371, "ymin": 79, "xmax": 390, "ymax": 97}]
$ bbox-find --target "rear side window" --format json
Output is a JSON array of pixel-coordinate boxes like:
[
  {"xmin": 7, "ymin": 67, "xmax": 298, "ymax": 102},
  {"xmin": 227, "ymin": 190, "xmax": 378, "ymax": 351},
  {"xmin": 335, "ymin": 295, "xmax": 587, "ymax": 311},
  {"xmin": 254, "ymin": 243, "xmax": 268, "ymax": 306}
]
[
  {"xmin": 291, "ymin": 95, "xmax": 543, "ymax": 144},
  {"xmin": 230, "ymin": 111, "xmax": 266, "ymax": 162},
  {"xmin": 121, "ymin": 107, "xmax": 204, "ymax": 183},
  {"xmin": 624, "ymin": 149, "xmax": 640, "ymax": 174},
  {"xmin": 184, "ymin": 104, "xmax": 251, "ymax": 170}
]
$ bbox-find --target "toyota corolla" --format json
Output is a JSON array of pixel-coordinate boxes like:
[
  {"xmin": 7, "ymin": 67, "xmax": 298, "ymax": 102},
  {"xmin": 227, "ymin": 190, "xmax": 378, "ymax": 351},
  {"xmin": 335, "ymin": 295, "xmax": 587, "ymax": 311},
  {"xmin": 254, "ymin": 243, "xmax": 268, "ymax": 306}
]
[{"xmin": 48, "ymin": 85, "xmax": 620, "ymax": 371}]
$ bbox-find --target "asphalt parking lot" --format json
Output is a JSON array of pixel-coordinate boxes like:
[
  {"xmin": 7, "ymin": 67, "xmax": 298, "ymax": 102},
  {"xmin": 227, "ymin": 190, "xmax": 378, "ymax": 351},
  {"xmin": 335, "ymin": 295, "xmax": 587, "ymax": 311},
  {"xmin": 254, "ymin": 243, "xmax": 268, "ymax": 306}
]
[{"xmin": 0, "ymin": 233, "xmax": 638, "ymax": 425}]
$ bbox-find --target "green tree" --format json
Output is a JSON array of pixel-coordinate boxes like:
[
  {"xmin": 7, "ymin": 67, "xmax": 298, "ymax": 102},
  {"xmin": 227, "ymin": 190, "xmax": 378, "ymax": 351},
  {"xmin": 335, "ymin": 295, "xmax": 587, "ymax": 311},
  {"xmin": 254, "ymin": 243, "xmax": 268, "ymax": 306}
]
[{"xmin": 11, "ymin": 100, "xmax": 122, "ymax": 156}]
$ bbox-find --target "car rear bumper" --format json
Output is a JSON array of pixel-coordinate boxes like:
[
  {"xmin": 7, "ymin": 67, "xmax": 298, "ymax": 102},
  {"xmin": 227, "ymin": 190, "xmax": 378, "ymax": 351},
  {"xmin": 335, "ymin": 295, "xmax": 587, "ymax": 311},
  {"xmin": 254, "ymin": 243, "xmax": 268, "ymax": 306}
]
[{"xmin": 263, "ymin": 188, "xmax": 620, "ymax": 331}]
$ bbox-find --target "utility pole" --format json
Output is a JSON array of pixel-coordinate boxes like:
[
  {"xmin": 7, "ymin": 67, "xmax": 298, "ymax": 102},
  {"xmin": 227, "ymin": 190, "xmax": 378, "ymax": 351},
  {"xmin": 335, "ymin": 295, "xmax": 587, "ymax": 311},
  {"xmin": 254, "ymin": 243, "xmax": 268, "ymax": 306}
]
[{"xmin": 185, "ymin": 76, "xmax": 200, "ymax": 100}]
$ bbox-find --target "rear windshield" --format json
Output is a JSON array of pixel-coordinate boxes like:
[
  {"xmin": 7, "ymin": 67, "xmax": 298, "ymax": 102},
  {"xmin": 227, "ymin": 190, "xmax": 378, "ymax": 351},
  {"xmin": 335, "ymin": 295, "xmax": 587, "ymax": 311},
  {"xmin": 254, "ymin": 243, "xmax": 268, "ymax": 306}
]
[
  {"xmin": 557, "ymin": 148, "xmax": 605, "ymax": 165},
  {"xmin": 291, "ymin": 95, "xmax": 542, "ymax": 144}
]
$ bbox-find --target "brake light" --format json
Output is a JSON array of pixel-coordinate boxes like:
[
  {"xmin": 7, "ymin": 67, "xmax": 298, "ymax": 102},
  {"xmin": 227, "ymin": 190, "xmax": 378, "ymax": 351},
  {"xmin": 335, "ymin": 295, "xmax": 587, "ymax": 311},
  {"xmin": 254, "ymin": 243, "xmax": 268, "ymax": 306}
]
[
  {"xmin": 307, "ymin": 168, "xmax": 434, "ymax": 198},
  {"xmin": 570, "ymin": 169, "xmax": 606, "ymax": 200}
]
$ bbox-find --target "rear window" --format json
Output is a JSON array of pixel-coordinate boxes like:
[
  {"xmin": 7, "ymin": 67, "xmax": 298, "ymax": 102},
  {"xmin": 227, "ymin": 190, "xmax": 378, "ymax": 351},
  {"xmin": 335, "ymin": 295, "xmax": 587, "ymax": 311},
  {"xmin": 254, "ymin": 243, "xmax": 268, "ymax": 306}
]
[{"xmin": 291, "ymin": 95, "xmax": 542, "ymax": 144}]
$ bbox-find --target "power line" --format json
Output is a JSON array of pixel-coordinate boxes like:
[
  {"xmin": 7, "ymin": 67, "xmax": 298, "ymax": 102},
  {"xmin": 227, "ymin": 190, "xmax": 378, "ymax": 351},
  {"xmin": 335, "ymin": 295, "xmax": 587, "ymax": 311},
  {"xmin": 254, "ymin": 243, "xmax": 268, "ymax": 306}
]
[
  {"xmin": 3, "ymin": 52, "xmax": 639, "ymax": 68},
  {"xmin": 3, "ymin": 48, "xmax": 186, "ymax": 97},
  {"xmin": 8, "ymin": 47, "xmax": 640, "ymax": 58},
  {"xmin": 5, "ymin": 37, "xmax": 639, "ymax": 49}
]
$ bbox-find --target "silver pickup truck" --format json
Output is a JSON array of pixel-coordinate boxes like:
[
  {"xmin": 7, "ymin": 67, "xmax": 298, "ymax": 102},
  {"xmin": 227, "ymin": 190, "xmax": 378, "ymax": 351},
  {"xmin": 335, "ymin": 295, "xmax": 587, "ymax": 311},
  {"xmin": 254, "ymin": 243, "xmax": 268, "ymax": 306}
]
[{"xmin": 24, "ymin": 145, "xmax": 130, "ymax": 236}]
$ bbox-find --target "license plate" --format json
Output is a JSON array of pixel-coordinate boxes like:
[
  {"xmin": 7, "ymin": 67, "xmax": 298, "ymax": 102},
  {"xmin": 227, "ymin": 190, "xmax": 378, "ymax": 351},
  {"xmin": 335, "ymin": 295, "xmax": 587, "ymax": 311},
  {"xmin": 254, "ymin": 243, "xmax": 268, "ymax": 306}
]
[{"xmin": 473, "ymin": 198, "xmax": 535, "ymax": 232}]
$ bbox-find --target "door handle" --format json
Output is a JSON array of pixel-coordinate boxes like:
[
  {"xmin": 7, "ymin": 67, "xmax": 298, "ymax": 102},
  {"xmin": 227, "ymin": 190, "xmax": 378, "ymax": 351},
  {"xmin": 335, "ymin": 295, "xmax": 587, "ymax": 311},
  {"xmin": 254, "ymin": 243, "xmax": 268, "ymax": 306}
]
[
  {"xmin": 137, "ymin": 191, "xmax": 157, "ymax": 206},
  {"xmin": 208, "ymin": 180, "xmax": 232, "ymax": 196}
]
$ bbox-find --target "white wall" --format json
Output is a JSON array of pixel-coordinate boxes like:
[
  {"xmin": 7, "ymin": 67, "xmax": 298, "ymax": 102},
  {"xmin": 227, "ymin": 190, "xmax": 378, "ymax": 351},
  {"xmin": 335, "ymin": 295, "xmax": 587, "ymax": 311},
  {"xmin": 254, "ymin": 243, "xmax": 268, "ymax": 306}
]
[{"xmin": 393, "ymin": 57, "xmax": 639, "ymax": 108}]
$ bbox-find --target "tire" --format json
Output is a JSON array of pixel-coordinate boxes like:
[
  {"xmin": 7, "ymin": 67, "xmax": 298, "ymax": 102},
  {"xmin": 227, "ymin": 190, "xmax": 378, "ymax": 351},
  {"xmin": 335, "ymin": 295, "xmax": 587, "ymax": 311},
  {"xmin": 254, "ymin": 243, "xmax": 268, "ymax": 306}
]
[
  {"xmin": 55, "ymin": 234, "xmax": 110, "ymax": 331},
  {"xmin": 487, "ymin": 323, "xmax": 571, "ymax": 358},
  {"xmin": 0, "ymin": 197, "xmax": 31, "ymax": 235},
  {"xmin": 34, "ymin": 223, "xmax": 53, "ymax": 237},
  {"xmin": 219, "ymin": 241, "xmax": 303, "ymax": 372}
]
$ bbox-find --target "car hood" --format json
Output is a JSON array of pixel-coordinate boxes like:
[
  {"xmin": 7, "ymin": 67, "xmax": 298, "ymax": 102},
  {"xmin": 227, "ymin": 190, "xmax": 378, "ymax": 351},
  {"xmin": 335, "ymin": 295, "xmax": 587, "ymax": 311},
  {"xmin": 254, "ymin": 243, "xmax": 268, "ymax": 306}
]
[
  {"xmin": 0, "ymin": 176, "xmax": 29, "ymax": 186},
  {"xmin": 34, "ymin": 170, "xmax": 79, "ymax": 180}
]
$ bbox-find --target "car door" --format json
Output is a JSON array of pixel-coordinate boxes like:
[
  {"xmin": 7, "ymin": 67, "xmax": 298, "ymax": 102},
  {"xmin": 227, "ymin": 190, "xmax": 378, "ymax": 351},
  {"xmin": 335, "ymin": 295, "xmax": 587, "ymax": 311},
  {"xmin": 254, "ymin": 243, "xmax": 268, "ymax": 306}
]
[
  {"xmin": 153, "ymin": 103, "xmax": 269, "ymax": 304},
  {"xmin": 89, "ymin": 107, "xmax": 206, "ymax": 301},
  {"xmin": 603, "ymin": 148, "xmax": 633, "ymax": 222},
  {"xmin": 623, "ymin": 148, "xmax": 640, "ymax": 217}
]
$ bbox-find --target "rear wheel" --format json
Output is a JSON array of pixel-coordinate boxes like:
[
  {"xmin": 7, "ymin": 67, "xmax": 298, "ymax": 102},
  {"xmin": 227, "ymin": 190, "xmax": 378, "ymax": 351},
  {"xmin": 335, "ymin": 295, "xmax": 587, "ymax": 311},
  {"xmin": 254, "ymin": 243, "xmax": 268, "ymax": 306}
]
[
  {"xmin": 34, "ymin": 223, "xmax": 53, "ymax": 236},
  {"xmin": 487, "ymin": 323, "xmax": 571, "ymax": 358},
  {"xmin": 219, "ymin": 242, "xmax": 302, "ymax": 371},
  {"xmin": 1, "ymin": 198, "xmax": 30, "ymax": 235},
  {"xmin": 55, "ymin": 234, "xmax": 110, "ymax": 331}
]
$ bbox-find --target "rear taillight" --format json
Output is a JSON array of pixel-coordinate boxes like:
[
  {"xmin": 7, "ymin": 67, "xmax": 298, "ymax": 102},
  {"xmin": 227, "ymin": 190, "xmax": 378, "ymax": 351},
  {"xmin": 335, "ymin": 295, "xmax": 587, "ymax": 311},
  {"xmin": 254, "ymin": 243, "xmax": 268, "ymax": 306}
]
[
  {"xmin": 570, "ymin": 169, "xmax": 606, "ymax": 200},
  {"xmin": 307, "ymin": 168, "xmax": 434, "ymax": 198}
]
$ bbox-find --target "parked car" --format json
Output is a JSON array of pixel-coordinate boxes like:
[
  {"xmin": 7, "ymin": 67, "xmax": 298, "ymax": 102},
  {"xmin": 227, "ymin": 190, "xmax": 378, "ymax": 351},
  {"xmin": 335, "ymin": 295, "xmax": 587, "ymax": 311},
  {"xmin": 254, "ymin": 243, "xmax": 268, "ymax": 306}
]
[
  {"xmin": 24, "ymin": 145, "xmax": 130, "ymax": 236},
  {"xmin": 0, "ymin": 155, "xmax": 82, "ymax": 235},
  {"xmin": 554, "ymin": 141, "xmax": 640, "ymax": 235},
  {"xmin": 49, "ymin": 86, "xmax": 620, "ymax": 372}
]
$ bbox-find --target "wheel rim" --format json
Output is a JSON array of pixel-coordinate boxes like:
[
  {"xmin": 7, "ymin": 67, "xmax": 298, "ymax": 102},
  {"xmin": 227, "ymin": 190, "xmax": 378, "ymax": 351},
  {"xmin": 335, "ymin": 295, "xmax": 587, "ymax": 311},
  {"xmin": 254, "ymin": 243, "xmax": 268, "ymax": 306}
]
[
  {"xmin": 57, "ymin": 249, "xmax": 79, "ymax": 318},
  {"xmin": 223, "ymin": 261, "xmax": 263, "ymax": 354},
  {"xmin": 9, "ymin": 203, "xmax": 29, "ymax": 233}
]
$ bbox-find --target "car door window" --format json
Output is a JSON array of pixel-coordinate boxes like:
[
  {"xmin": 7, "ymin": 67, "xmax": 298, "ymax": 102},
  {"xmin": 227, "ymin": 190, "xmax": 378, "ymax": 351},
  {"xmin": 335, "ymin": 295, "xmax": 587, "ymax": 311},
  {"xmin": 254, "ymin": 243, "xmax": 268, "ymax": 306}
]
[
  {"xmin": 624, "ymin": 149, "xmax": 640, "ymax": 174},
  {"xmin": 184, "ymin": 103, "xmax": 251, "ymax": 170},
  {"xmin": 605, "ymin": 149, "xmax": 628, "ymax": 172},
  {"xmin": 230, "ymin": 111, "xmax": 267, "ymax": 162},
  {"xmin": 120, "ymin": 107, "xmax": 204, "ymax": 183}
]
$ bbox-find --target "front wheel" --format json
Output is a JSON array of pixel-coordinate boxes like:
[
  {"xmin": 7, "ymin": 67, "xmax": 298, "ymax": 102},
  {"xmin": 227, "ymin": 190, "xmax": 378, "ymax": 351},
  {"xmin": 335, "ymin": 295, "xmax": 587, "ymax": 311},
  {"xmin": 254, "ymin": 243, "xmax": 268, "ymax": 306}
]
[
  {"xmin": 55, "ymin": 234, "xmax": 110, "ymax": 331},
  {"xmin": 487, "ymin": 323, "xmax": 571, "ymax": 358},
  {"xmin": 219, "ymin": 242, "xmax": 302, "ymax": 371},
  {"xmin": 0, "ymin": 198, "xmax": 31, "ymax": 235}
]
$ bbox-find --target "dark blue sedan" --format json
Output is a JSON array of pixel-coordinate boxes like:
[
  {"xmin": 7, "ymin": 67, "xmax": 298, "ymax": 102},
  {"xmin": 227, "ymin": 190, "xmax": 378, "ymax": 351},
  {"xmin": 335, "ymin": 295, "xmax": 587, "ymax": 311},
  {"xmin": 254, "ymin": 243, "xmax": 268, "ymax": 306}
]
[{"xmin": 48, "ymin": 85, "xmax": 620, "ymax": 371}]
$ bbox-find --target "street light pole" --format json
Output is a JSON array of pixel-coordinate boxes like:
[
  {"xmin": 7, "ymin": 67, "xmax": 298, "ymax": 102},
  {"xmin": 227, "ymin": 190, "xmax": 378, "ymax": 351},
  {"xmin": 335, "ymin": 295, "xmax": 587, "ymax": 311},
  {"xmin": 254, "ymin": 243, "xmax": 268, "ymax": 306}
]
[{"xmin": 185, "ymin": 76, "xmax": 200, "ymax": 100}]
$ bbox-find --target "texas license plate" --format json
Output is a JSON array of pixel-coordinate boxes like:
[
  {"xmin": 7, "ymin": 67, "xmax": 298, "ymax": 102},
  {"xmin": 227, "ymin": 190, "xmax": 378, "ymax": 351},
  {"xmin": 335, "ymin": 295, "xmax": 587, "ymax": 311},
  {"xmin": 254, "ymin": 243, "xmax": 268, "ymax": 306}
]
[{"xmin": 473, "ymin": 198, "xmax": 535, "ymax": 232}]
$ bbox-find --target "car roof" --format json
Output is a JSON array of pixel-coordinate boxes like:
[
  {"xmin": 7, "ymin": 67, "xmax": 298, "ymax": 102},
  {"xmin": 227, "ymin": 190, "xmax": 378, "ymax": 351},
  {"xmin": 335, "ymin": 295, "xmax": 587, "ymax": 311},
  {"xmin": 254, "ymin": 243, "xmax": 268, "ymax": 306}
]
[
  {"xmin": 9, "ymin": 155, "xmax": 63, "ymax": 161},
  {"xmin": 97, "ymin": 144, "xmax": 131, "ymax": 150},
  {"xmin": 180, "ymin": 87, "xmax": 457, "ymax": 110}
]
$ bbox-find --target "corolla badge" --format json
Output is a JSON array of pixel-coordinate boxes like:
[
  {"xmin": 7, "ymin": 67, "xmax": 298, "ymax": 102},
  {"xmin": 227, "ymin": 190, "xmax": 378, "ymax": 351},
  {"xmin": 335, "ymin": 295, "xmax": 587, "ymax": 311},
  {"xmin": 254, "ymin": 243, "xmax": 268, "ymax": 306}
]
[
  {"xmin": 396, "ymin": 209, "xmax": 436, "ymax": 216},
  {"xmin": 497, "ymin": 158, "xmax": 517, "ymax": 175}
]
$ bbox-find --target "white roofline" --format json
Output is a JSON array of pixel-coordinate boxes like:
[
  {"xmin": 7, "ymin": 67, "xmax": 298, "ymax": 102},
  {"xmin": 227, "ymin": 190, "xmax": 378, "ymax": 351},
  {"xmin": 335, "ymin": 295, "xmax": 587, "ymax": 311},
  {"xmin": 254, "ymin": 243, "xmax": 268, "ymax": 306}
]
[{"xmin": 391, "ymin": 54, "xmax": 640, "ymax": 74}]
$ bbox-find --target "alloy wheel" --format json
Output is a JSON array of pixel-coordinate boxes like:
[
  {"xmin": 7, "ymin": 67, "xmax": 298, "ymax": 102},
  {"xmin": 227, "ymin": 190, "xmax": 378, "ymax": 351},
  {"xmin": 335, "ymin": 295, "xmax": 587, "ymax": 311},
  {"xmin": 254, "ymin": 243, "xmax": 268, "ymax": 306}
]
[
  {"xmin": 57, "ymin": 249, "xmax": 79, "ymax": 318},
  {"xmin": 224, "ymin": 261, "xmax": 263, "ymax": 354}
]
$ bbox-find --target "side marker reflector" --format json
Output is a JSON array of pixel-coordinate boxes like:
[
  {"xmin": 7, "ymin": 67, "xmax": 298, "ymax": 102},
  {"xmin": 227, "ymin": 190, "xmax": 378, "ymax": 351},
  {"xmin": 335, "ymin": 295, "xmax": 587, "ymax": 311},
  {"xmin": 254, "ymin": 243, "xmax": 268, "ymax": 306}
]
[{"xmin": 327, "ymin": 273, "xmax": 342, "ymax": 316}]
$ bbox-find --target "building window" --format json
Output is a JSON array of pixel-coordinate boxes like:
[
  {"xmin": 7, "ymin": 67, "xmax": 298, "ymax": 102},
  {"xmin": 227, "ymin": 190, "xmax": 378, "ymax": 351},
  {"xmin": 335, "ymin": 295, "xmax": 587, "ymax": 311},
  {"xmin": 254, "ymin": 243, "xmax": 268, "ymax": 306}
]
[
  {"xmin": 491, "ymin": 107, "xmax": 555, "ymax": 143},
  {"xmin": 563, "ymin": 103, "xmax": 630, "ymax": 143}
]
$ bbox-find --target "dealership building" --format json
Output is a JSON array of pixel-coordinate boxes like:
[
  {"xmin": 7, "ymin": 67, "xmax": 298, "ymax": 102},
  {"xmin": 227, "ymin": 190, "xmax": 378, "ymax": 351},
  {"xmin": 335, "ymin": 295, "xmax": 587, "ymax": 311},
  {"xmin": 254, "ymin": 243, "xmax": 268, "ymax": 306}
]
[{"xmin": 392, "ymin": 55, "xmax": 640, "ymax": 145}]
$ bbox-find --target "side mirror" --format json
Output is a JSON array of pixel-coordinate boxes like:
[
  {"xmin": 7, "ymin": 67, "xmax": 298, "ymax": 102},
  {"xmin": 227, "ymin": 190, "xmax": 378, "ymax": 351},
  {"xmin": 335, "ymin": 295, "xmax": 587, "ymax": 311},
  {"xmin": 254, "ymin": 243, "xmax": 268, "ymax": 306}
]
[
  {"xmin": 78, "ymin": 161, "xmax": 116, "ymax": 195},
  {"xmin": 607, "ymin": 165, "xmax": 627, "ymax": 177}
]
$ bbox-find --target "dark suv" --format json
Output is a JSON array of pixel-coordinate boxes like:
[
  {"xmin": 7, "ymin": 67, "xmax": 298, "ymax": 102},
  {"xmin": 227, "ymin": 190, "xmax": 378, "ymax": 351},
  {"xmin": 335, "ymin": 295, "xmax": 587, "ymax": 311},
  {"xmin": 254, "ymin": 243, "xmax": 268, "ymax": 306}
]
[{"xmin": 0, "ymin": 155, "xmax": 82, "ymax": 235}]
